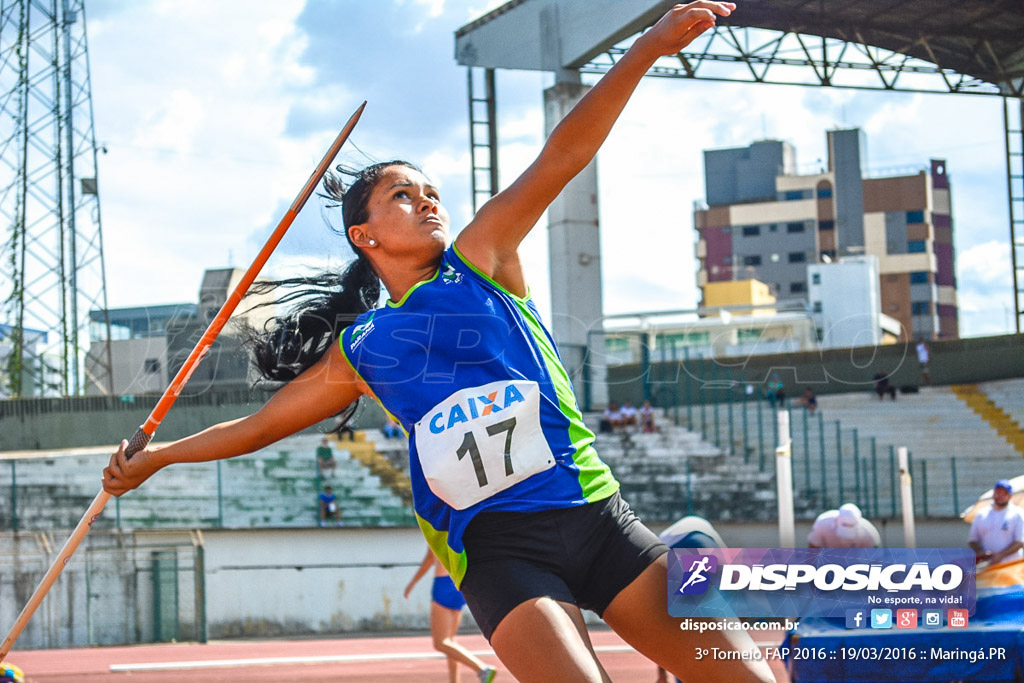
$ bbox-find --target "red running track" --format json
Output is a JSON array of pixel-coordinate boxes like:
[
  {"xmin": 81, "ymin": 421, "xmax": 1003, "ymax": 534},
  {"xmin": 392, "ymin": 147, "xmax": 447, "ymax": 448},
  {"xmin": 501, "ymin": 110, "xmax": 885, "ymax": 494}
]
[{"xmin": 6, "ymin": 628, "xmax": 790, "ymax": 681}]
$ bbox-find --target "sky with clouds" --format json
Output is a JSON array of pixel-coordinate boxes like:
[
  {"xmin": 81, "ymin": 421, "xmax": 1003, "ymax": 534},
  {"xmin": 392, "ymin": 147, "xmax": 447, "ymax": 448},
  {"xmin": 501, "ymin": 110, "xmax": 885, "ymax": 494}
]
[{"xmin": 84, "ymin": 0, "xmax": 1014, "ymax": 338}]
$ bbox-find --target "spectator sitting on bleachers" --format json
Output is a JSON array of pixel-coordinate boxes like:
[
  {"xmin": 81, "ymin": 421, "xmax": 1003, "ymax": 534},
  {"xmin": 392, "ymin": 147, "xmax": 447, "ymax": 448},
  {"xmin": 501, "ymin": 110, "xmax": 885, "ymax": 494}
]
[
  {"xmin": 330, "ymin": 413, "xmax": 357, "ymax": 441},
  {"xmin": 764, "ymin": 374, "xmax": 785, "ymax": 408},
  {"xmin": 319, "ymin": 485, "xmax": 342, "ymax": 527},
  {"xmin": 798, "ymin": 387, "xmax": 818, "ymax": 414},
  {"xmin": 315, "ymin": 437, "xmax": 337, "ymax": 478},
  {"xmin": 382, "ymin": 415, "xmax": 402, "ymax": 439},
  {"xmin": 599, "ymin": 402, "xmax": 623, "ymax": 434},
  {"xmin": 640, "ymin": 400, "xmax": 656, "ymax": 433},
  {"xmin": 620, "ymin": 401, "xmax": 639, "ymax": 430},
  {"xmin": 873, "ymin": 370, "xmax": 897, "ymax": 401}
]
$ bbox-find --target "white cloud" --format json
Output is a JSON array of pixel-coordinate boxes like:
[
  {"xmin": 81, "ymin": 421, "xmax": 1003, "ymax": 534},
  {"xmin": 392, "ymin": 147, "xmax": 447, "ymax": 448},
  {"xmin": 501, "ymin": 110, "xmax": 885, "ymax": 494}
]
[
  {"xmin": 132, "ymin": 89, "xmax": 205, "ymax": 153},
  {"xmin": 959, "ymin": 241, "xmax": 1012, "ymax": 288},
  {"xmin": 406, "ymin": 0, "xmax": 447, "ymax": 18},
  {"xmin": 72, "ymin": 0, "xmax": 1012, "ymax": 345}
]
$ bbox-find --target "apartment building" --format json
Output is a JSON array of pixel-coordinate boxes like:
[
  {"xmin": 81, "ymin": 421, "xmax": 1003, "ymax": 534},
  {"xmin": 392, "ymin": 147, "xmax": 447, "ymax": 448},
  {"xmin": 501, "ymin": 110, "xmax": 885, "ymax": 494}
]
[{"xmin": 695, "ymin": 129, "xmax": 958, "ymax": 341}]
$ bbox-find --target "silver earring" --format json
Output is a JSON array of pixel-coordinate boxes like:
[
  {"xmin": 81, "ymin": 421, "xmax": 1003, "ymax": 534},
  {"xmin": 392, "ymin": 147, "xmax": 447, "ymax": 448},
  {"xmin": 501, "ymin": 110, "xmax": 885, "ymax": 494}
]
[{"xmin": 368, "ymin": 239, "xmax": 376, "ymax": 246}]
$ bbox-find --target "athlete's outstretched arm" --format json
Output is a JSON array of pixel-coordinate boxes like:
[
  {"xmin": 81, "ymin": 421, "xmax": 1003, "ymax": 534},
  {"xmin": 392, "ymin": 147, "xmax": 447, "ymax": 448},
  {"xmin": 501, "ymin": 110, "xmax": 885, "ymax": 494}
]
[
  {"xmin": 102, "ymin": 342, "xmax": 365, "ymax": 496},
  {"xmin": 404, "ymin": 548, "xmax": 437, "ymax": 599},
  {"xmin": 455, "ymin": 1, "xmax": 733, "ymax": 296}
]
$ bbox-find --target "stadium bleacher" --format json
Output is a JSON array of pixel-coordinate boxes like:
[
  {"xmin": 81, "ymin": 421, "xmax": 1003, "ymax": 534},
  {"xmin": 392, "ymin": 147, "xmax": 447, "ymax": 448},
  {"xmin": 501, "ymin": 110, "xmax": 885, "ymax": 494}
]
[{"xmin": 0, "ymin": 433, "xmax": 415, "ymax": 531}]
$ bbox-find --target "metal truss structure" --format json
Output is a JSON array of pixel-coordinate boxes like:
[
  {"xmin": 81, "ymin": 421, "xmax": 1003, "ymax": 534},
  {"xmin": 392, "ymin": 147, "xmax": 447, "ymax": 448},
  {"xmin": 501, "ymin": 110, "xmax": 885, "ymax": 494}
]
[
  {"xmin": 578, "ymin": 26, "xmax": 1021, "ymax": 97},
  {"xmin": 0, "ymin": 0, "xmax": 113, "ymax": 397},
  {"xmin": 467, "ymin": 67, "xmax": 499, "ymax": 214},
  {"xmin": 1006, "ymin": 98, "xmax": 1023, "ymax": 333},
  {"xmin": 457, "ymin": 1, "xmax": 1024, "ymax": 333}
]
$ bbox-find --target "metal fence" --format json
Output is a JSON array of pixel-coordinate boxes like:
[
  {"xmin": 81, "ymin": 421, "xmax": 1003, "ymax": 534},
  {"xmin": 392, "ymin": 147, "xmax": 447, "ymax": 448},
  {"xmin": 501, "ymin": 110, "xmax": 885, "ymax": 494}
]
[
  {"xmin": 648, "ymin": 384, "xmax": 1008, "ymax": 520},
  {"xmin": 0, "ymin": 532, "xmax": 203, "ymax": 650}
]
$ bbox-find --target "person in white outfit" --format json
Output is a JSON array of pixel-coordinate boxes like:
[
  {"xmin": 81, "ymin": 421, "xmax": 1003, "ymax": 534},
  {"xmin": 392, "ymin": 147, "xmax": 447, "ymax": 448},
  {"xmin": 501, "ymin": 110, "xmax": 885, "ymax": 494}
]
[
  {"xmin": 807, "ymin": 503, "xmax": 881, "ymax": 548},
  {"xmin": 969, "ymin": 479, "xmax": 1024, "ymax": 565}
]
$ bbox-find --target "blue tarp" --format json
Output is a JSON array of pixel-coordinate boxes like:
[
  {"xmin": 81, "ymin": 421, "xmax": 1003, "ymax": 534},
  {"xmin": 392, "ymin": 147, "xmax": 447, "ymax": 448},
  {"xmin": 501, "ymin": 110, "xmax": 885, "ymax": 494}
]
[{"xmin": 786, "ymin": 587, "xmax": 1024, "ymax": 682}]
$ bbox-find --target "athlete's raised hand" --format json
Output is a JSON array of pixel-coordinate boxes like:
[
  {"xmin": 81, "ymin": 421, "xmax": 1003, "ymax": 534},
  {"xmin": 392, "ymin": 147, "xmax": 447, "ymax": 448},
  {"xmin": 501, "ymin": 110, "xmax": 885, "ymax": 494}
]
[{"xmin": 636, "ymin": 1, "xmax": 734, "ymax": 57}]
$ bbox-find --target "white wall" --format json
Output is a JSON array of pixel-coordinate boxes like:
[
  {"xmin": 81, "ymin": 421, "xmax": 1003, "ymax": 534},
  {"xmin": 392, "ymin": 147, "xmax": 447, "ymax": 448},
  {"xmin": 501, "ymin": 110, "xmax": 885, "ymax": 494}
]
[
  {"xmin": 1, "ymin": 519, "xmax": 973, "ymax": 649},
  {"xmin": 808, "ymin": 256, "xmax": 882, "ymax": 348},
  {"xmin": 200, "ymin": 526, "xmax": 442, "ymax": 637}
]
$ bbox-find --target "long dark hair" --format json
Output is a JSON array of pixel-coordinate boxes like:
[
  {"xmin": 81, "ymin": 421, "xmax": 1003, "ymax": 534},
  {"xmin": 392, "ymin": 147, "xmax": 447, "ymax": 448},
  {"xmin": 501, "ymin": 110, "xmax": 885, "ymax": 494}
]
[{"xmin": 243, "ymin": 160, "xmax": 420, "ymax": 402}]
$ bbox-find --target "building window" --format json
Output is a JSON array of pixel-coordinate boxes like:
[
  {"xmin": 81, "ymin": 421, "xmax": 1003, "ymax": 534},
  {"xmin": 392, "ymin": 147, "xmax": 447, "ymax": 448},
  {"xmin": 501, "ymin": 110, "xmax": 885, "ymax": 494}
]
[
  {"xmin": 818, "ymin": 220, "xmax": 835, "ymax": 231},
  {"xmin": 911, "ymin": 301, "xmax": 931, "ymax": 315},
  {"xmin": 788, "ymin": 252, "xmax": 806, "ymax": 263},
  {"xmin": 790, "ymin": 282, "xmax": 806, "ymax": 294},
  {"xmin": 812, "ymin": 301, "xmax": 823, "ymax": 313},
  {"xmin": 606, "ymin": 337, "xmax": 630, "ymax": 352},
  {"xmin": 144, "ymin": 359, "xmax": 161, "ymax": 374},
  {"xmin": 909, "ymin": 271, "xmax": 930, "ymax": 284},
  {"xmin": 768, "ymin": 224, "xmax": 778, "ymax": 232},
  {"xmin": 907, "ymin": 240, "xmax": 927, "ymax": 253},
  {"xmin": 811, "ymin": 273, "xmax": 821, "ymax": 285},
  {"xmin": 737, "ymin": 328, "xmax": 763, "ymax": 342},
  {"xmin": 906, "ymin": 210, "xmax": 925, "ymax": 223},
  {"xmin": 742, "ymin": 225, "xmax": 760, "ymax": 236},
  {"xmin": 784, "ymin": 190, "xmax": 806, "ymax": 200},
  {"xmin": 786, "ymin": 222, "xmax": 805, "ymax": 233},
  {"xmin": 817, "ymin": 187, "xmax": 833, "ymax": 199},
  {"xmin": 743, "ymin": 255, "xmax": 762, "ymax": 266}
]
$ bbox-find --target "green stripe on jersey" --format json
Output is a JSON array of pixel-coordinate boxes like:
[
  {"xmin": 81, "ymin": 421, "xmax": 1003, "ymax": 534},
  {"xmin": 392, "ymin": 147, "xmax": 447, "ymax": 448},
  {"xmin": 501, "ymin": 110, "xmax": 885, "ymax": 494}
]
[
  {"xmin": 451, "ymin": 243, "xmax": 617, "ymax": 501},
  {"xmin": 512, "ymin": 299, "xmax": 618, "ymax": 502},
  {"xmin": 416, "ymin": 513, "xmax": 469, "ymax": 588}
]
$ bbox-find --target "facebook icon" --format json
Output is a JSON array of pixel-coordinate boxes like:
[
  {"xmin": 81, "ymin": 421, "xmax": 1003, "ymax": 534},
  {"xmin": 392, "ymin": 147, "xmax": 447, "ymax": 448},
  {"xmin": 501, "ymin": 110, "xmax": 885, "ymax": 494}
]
[{"xmin": 845, "ymin": 609, "xmax": 867, "ymax": 629}]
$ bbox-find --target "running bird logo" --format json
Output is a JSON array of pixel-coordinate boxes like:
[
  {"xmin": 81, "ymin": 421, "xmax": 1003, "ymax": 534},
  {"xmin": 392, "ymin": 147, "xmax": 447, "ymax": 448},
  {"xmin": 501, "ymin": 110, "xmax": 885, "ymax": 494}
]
[
  {"xmin": 677, "ymin": 554, "xmax": 719, "ymax": 595},
  {"xmin": 441, "ymin": 265, "xmax": 463, "ymax": 285}
]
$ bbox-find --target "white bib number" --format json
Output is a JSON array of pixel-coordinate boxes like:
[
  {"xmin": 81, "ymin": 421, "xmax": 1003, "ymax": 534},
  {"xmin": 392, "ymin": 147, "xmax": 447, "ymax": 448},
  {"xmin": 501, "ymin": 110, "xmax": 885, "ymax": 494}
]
[{"xmin": 414, "ymin": 380, "xmax": 555, "ymax": 510}]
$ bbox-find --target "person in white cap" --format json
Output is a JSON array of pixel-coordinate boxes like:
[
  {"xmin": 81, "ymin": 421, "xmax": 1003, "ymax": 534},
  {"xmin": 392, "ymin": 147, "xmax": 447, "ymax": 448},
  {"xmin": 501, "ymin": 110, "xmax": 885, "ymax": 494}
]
[
  {"xmin": 807, "ymin": 503, "xmax": 881, "ymax": 548},
  {"xmin": 969, "ymin": 479, "xmax": 1024, "ymax": 565}
]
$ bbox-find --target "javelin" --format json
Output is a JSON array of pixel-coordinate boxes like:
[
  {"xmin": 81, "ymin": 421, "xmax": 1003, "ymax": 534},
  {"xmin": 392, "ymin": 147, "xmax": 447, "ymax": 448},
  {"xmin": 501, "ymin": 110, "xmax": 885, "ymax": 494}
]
[{"xmin": 0, "ymin": 101, "xmax": 367, "ymax": 661}]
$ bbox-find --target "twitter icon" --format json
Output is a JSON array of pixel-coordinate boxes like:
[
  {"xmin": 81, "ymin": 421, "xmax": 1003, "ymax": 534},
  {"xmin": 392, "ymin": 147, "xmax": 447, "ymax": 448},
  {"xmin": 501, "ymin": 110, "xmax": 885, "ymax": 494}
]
[{"xmin": 870, "ymin": 609, "xmax": 893, "ymax": 629}]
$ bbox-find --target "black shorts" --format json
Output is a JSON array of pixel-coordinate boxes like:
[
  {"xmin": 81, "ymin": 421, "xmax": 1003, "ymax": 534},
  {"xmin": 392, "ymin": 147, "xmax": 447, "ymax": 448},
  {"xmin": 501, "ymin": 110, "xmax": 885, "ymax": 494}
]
[{"xmin": 459, "ymin": 491, "xmax": 667, "ymax": 641}]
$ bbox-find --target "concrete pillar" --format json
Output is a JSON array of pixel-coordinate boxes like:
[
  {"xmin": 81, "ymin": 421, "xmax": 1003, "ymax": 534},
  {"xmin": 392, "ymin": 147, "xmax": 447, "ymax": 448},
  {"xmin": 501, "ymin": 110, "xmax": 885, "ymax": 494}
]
[{"xmin": 544, "ymin": 81, "xmax": 607, "ymax": 409}]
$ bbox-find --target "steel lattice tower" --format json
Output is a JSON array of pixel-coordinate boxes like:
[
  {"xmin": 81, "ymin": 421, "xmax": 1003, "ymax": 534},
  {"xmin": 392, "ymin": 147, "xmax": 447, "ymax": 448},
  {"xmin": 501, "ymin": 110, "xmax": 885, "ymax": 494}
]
[{"xmin": 0, "ymin": 0, "xmax": 112, "ymax": 397}]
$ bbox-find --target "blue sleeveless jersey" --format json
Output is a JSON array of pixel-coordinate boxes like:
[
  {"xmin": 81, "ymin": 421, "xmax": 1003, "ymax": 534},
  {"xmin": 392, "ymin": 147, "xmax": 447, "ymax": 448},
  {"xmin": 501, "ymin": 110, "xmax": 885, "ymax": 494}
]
[{"xmin": 339, "ymin": 244, "xmax": 618, "ymax": 586}]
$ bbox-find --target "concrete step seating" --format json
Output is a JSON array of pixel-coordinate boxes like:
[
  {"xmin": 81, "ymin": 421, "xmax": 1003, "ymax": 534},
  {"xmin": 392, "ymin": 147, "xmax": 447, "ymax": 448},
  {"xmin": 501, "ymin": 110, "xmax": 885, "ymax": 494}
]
[
  {"xmin": 585, "ymin": 416, "xmax": 817, "ymax": 523},
  {"xmin": 979, "ymin": 378, "xmax": 1024, "ymax": 438},
  {"xmin": 0, "ymin": 433, "xmax": 415, "ymax": 532},
  {"xmin": 682, "ymin": 384, "xmax": 1022, "ymax": 519}
]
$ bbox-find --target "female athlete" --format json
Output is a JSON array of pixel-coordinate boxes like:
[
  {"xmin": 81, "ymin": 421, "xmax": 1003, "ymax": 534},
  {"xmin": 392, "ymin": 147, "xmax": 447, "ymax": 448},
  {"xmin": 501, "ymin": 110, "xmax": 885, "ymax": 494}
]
[{"xmin": 104, "ymin": 3, "xmax": 773, "ymax": 680}]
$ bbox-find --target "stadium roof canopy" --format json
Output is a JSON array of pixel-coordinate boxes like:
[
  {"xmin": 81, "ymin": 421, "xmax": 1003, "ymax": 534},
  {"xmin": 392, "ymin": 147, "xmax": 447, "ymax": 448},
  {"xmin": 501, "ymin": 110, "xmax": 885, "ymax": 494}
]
[{"xmin": 455, "ymin": 0, "xmax": 1024, "ymax": 94}]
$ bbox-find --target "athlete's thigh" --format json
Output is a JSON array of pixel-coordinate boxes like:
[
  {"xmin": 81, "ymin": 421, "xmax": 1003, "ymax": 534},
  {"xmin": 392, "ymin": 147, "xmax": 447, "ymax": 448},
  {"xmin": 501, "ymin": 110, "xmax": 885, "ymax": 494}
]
[
  {"xmin": 603, "ymin": 555, "xmax": 775, "ymax": 683},
  {"xmin": 490, "ymin": 597, "xmax": 611, "ymax": 683}
]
